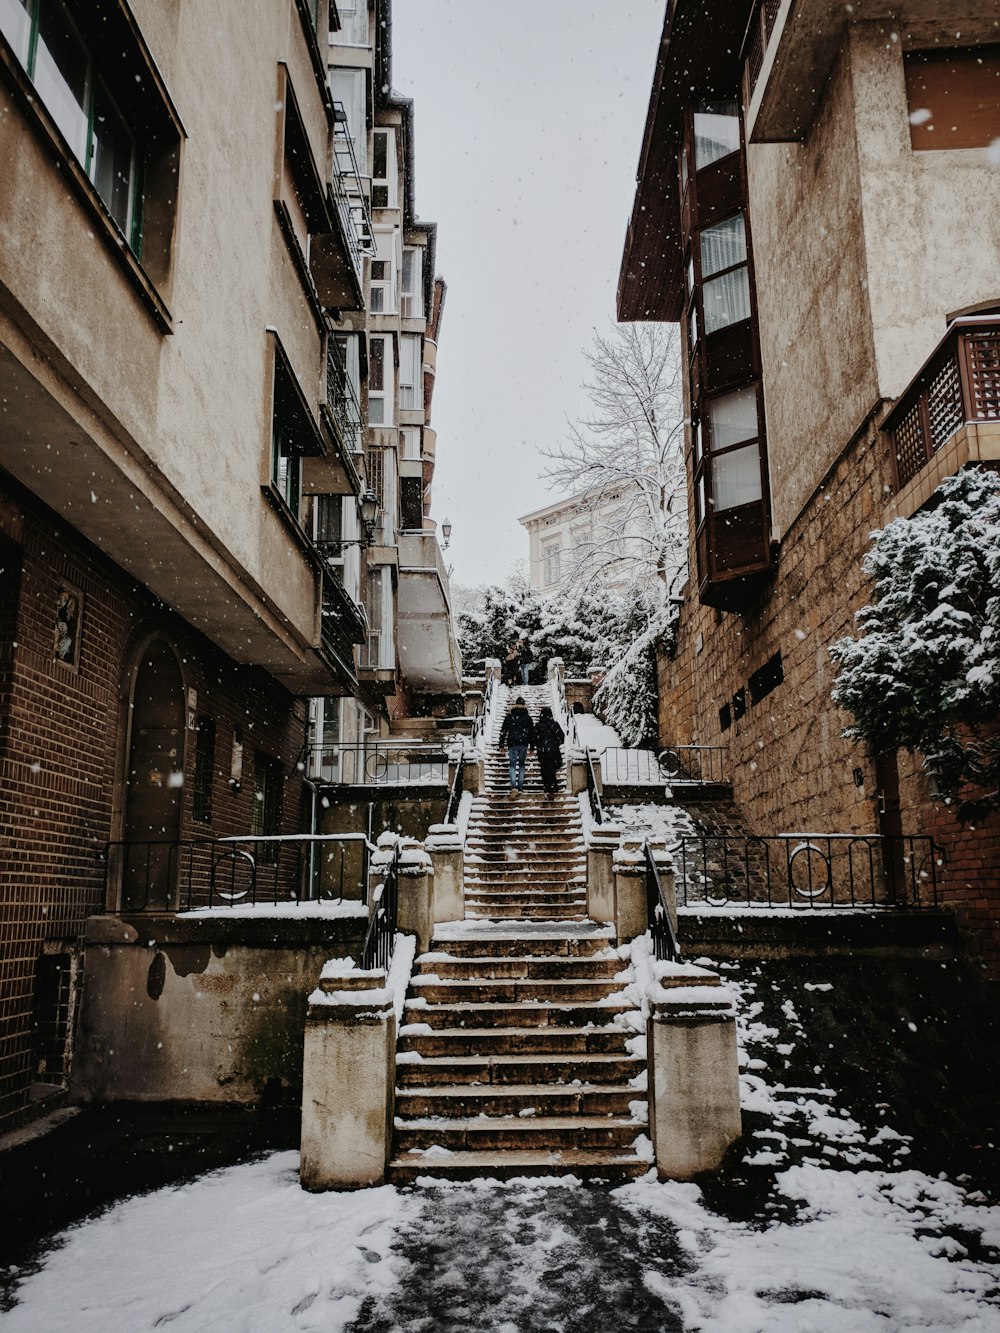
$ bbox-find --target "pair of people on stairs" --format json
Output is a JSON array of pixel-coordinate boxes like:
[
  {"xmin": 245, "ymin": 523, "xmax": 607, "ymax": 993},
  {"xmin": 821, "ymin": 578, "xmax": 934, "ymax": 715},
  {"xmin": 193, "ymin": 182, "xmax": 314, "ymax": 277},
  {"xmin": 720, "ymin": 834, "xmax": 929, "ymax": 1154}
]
[{"xmin": 498, "ymin": 698, "xmax": 565, "ymax": 793}]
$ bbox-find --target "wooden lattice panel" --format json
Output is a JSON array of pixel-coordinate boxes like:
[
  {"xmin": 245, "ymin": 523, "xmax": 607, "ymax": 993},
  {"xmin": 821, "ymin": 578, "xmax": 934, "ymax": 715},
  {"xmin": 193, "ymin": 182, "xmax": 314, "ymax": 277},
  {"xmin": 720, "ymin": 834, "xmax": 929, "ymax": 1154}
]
[
  {"xmin": 968, "ymin": 334, "xmax": 1000, "ymax": 420},
  {"xmin": 925, "ymin": 353, "xmax": 963, "ymax": 451},
  {"xmin": 893, "ymin": 403, "xmax": 929, "ymax": 489}
]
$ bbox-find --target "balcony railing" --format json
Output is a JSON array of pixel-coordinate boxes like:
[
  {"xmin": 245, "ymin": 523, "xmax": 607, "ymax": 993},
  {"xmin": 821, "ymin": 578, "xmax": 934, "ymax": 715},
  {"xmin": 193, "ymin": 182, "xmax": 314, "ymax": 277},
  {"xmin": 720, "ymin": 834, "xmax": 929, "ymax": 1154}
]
[
  {"xmin": 320, "ymin": 569, "xmax": 367, "ymax": 674},
  {"xmin": 324, "ymin": 337, "xmax": 364, "ymax": 459},
  {"xmin": 308, "ymin": 741, "xmax": 449, "ymax": 786},
  {"xmin": 884, "ymin": 318, "xmax": 1000, "ymax": 491},
  {"xmin": 330, "ymin": 102, "xmax": 375, "ymax": 285},
  {"xmin": 742, "ymin": 0, "xmax": 783, "ymax": 107},
  {"xmin": 600, "ymin": 745, "xmax": 728, "ymax": 787}
]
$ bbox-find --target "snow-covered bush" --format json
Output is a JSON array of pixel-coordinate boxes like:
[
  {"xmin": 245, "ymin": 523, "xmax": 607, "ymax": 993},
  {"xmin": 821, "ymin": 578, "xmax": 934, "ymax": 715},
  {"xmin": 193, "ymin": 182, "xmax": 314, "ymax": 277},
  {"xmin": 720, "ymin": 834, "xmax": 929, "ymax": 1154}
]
[
  {"xmin": 456, "ymin": 574, "xmax": 542, "ymax": 670},
  {"xmin": 830, "ymin": 468, "xmax": 1000, "ymax": 818},
  {"xmin": 593, "ymin": 594, "xmax": 678, "ymax": 747}
]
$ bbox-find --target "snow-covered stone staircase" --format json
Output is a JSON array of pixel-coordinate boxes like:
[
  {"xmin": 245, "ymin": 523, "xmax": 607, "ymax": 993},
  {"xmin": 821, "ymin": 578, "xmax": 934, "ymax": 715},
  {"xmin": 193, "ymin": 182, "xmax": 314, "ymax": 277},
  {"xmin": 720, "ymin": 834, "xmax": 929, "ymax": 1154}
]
[{"xmin": 388, "ymin": 685, "xmax": 650, "ymax": 1181}]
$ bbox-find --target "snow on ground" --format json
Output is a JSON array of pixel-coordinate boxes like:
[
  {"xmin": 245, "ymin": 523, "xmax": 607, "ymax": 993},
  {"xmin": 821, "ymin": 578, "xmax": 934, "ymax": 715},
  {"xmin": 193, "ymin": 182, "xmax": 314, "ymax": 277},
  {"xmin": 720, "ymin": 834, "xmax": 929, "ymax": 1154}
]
[
  {"xmin": 6, "ymin": 951, "xmax": 999, "ymax": 1331},
  {"xmin": 607, "ymin": 800, "xmax": 700, "ymax": 846}
]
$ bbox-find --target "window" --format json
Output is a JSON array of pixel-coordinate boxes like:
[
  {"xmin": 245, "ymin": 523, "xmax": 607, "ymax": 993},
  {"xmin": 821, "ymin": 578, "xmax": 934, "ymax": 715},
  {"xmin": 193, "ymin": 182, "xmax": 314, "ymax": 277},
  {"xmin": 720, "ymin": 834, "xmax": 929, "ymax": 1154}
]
[
  {"xmin": 401, "ymin": 247, "xmax": 423, "ymax": 317},
  {"xmin": 543, "ymin": 542, "xmax": 561, "ymax": 586},
  {"xmin": 719, "ymin": 701, "xmax": 731, "ymax": 732},
  {"xmin": 749, "ymin": 651, "xmax": 784, "ymax": 705},
  {"xmin": 700, "ymin": 214, "xmax": 751, "ymax": 334},
  {"xmin": 193, "ymin": 717, "xmax": 215, "ymax": 823},
  {"xmin": 367, "ymin": 334, "xmax": 393, "ymax": 426},
  {"xmin": 371, "ymin": 128, "xmax": 395, "ymax": 208},
  {"xmin": 329, "ymin": 66, "xmax": 367, "ymax": 173},
  {"xmin": 732, "ymin": 687, "xmax": 747, "ymax": 722},
  {"xmin": 693, "ymin": 99, "xmax": 741, "ymax": 169},
  {"xmin": 364, "ymin": 566, "xmax": 393, "ymax": 667},
  {"xmin": 705, "ymin": 387, "xmax": 762, "ymax": 511},
  {"xmin": 369, "ymin": 229, "xmax": 395, "ymax": 312},
  {"xmin": 270, "ymin": 343, "xmax": 324, "ymax": 520},
  {"xmin": 904, "ymin": 47, "xmax": 1000, "ymax": 151},
  {"xmin": 400, "ymin": 426, "xmax": 421, "ymax": 460},
  {"xmin": 251, "ymin": 752, "xmax": 282, "ymax": 858},
  {"xmin": 399, "ymin": 334, "xmax": 422, "ymax": 410},
  {"xmin": 330, "ymin": 0, "xmax": 368, "ymax": 47},
  {"xmin": 2, "ymin": 0, "xmax": 143, "ymax": 250}
]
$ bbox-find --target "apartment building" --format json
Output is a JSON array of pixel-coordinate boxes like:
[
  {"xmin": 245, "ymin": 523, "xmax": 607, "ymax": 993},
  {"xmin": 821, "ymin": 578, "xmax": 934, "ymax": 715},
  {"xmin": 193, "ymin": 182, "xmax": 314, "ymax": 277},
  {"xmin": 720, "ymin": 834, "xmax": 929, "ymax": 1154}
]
[
  {"xmin": 620, "ymin": 1, "xmax": 1000, "ymax": 965},
  {"xmin": 316, "ymin": 0, "xmax": 461, "ymax": 781},
  {"xmin": 0, "ymin": 0, "xmax": 401, "ymax": 1133}
]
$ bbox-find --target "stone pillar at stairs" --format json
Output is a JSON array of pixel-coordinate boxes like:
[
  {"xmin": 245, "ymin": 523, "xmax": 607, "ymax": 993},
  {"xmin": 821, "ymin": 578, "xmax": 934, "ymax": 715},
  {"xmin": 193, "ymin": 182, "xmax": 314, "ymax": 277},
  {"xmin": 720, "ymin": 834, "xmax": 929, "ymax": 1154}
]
[
  {"xmin": 300, "ymin": 969, "xmax": 396, "ymax": 1190},
  {"xmin": 647, "ymin": 971, "xmax": 742, "ymax": 1179},
  {"xmin": 612, "ymin": 839, "xmax": 648, "ymax": 944},
  {"xmin": 426, "ymin": 823, "xmax": 464, "ymax": 923},
  {"xmin": 462, "ymin": 752, "xmax": 484, "ymax": 797},
  {"xmin": 587, "ymin": 822, "xmax": 621, "ymax": 924}
]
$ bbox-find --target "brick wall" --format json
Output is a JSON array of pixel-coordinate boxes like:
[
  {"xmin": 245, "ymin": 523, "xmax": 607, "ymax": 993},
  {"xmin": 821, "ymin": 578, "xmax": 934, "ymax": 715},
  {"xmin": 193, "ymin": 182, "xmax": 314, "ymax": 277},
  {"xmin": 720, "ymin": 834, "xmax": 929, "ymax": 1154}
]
[
  {"xmin": 0, "ymin": 482, "xmax": 309, "ymax": 1133},
  {"xmin": 658, "ymin": 418, "xmax": 1000, "ymax": 972}
]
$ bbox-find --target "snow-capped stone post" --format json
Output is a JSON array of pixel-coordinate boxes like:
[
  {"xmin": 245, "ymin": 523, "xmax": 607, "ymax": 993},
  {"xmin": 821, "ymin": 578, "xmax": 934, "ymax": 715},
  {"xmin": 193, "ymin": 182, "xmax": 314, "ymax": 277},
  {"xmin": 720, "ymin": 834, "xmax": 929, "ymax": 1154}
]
[
  {"xmin": 587, "ymin": 821, "xmax": 621, "ymax": 923},
  {"xmin": 547, "ymin": 656, "xmax": 565, "ymax": 685},
  {"xmin": 368, "ymin": 837, "xmax": 434, "ymax": 955},
  {"xmin": 612, "ymin": 836, "xmax": 648, "ymax": 942},
  {"xmin": 462, "ymin": 748, "xmax": 484, "ymax": 797},
  {"xmin": 426, "ymin": 823, "xmax": 464, "ymax": 922},
  {"xmin": 646, "ymin": 964, "xmax": 742, "ymax": 1179},
  {"xmin": 300, "ymin": 963, "xmax": 396, "ymax": 1191},
  {"xmin": 484, "ymin": 656, "xmax": 501, "ymax": 689}
]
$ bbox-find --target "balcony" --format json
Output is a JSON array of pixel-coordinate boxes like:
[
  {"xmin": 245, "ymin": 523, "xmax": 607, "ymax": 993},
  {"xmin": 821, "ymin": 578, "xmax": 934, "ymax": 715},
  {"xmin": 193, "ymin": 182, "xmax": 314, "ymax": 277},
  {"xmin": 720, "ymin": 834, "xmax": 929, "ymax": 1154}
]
[
  {"xmin": 741, "ymin": 0, "xmax": 843, "ymax": 143},
  {"xmin": 396, "ymin": 530, "xmax": 463, "ymax": 695},
  {"xmin": 882, "ymin": 318, "xmax": 1000, "ymax": 518},
  {"xmin": 309, "ymin": 103, "xmax": 375, "ymax": 311},
  {"xmin": 317, "ymin": 568, "xmax": 366, "ymax": 692}
]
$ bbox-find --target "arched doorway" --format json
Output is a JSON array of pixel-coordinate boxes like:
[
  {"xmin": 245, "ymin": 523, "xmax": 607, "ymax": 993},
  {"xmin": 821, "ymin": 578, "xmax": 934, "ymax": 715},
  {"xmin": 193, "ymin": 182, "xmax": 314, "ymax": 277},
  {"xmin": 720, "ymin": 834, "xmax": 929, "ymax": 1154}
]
[{"xmin": 121, "ymin": 639, "xmax": 185, "ymax": 911}]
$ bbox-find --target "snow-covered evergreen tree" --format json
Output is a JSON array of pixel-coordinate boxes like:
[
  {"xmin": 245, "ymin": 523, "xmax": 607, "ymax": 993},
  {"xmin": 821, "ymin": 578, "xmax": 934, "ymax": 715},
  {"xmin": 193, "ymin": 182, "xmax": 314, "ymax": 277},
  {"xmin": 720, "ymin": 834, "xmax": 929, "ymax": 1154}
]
[
  {"xmin": 830, "ymin": 468, "xmax": 1000, "ymax": 818},
  {"xmin": 456, "ymin": 574, "xmax": 542, "ymax": 672}
]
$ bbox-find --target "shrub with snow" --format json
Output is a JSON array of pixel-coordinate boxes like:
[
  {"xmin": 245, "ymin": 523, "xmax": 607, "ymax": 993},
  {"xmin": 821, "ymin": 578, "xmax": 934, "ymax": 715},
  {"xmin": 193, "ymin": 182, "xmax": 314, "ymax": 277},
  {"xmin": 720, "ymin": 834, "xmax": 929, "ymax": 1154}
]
[{"xmin": 830, "ymin": 468, "xmax": 1000, "ymax": 819}]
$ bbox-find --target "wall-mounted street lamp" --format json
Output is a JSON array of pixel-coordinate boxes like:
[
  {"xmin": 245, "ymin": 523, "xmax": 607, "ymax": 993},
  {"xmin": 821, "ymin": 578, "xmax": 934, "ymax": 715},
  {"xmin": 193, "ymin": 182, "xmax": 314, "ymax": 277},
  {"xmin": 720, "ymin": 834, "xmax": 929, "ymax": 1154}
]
[
  {"xmin": 328, "ymin": 488, "xmax": 380, "ymax": 549},
  {"xmin": 441, "ymin": 516, "xmax": 453, "ymax": 550}
]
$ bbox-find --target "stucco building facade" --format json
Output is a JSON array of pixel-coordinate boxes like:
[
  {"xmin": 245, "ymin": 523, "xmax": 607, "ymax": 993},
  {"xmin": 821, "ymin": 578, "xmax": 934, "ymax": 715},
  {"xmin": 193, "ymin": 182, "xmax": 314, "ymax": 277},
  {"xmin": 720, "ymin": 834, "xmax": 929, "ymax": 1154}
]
[{"xmin": 620, "ymin": 0, "xmax": 1000, "ymax": 968}]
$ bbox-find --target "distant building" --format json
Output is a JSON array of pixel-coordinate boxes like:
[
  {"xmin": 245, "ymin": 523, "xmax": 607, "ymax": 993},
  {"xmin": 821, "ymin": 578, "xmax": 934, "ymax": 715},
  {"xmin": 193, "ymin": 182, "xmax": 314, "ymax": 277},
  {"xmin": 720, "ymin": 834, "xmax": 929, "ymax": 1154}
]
[
  {"xmin": 619, "ymin": 0, "xmax": 1000, "ymax": 967},
  {"xmin": 519, "ymin": 487, "xmax": 649, "ymax": 598}
]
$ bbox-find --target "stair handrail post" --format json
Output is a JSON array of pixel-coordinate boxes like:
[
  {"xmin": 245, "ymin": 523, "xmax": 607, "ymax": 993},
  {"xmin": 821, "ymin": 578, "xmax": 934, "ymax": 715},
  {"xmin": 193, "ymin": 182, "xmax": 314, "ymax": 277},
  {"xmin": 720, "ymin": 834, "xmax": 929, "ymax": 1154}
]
[
  {"xmin": 395, "ymin": 840, "xmax": 435, "ymax": 955},
  {"xmin": 612, "ymin": 836, "xmax": 649, "ymax": 944},
  {"xmin": 587, "ymin": 821, "xmax": 622, "ymax": 923},
  {"xmin": 426, "ymin": 823, "xmax": 464, "ymax": 924}
]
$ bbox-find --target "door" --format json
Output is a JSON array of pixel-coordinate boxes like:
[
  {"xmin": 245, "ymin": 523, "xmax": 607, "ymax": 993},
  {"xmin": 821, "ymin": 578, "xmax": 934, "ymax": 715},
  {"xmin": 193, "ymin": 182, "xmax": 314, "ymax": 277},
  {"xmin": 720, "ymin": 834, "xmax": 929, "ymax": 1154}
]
[{"xmin": 121, "ymin": 640, "xmax": 185, "ymax": 910}]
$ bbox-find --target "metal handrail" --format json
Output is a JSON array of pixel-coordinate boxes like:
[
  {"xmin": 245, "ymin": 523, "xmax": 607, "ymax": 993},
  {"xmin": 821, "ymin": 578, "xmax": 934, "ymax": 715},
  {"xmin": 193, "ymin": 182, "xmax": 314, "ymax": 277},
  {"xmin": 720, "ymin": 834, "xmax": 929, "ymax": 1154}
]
[
  {"xmin": 329, "ymin": 101, "xmax": 375, "ymax": 283},
  {"xmin": 444, "ymin": 752, "xmax": 464, "ymax": 825},
  {"xmin": 308, "ymin": 740, "xmax": 450, "ymax": 786},
  {"xmin": 645, "ymin": 842, "xmax": 681, "ymax": 962},
  {"xmin": 471, "ymin": 673, "xmax": 499, "ymax": 748},
  {"xmin": 599, "ymin": 745, "xmax": 727, "ymax": 786},
  {"xmin": 585, "ymin": 749, "xmax": 604, "ymax": 825},
  {"xmin": 102, "ymin": 832, "xmax": 375, "ymax": 913},
  {"xmin": 675, "ymin": 833, "xmax": 940, "ymax": 909},
  {"xmin": 361, "ymin": 842, "xmax": 401, "ymax": 971}
]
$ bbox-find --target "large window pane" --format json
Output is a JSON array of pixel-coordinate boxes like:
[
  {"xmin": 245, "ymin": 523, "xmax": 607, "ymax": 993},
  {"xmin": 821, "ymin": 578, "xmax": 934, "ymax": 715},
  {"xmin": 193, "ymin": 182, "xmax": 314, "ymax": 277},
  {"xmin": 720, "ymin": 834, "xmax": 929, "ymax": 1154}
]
[
  {"xmin": 693, "ymin": 100, "xmax": 740, "ymax": 169},
  {"xmin": 703, "ymin": 265, "xmax": 751, "ymax": 333},
  {"xmin": 713, "ymin": 443, "xmax": 762, "ymax": 511},
  {"xmin": 91, "ymin": 80, "xmax": 135, "ymax": 237},
  {"xmin": 707, "ymin": 386, "xmax": 758, "ymax": 452},
  {"xmin": 0, "ymin": 0, "xmax": 32, "ymax": 65},
  {"xmin": 34, "ymin": 0, "xmax": 89, "ymax": 162},
  {"xmin": 700, "ymin": 214, "xmax": 747, "ymax": 278}
]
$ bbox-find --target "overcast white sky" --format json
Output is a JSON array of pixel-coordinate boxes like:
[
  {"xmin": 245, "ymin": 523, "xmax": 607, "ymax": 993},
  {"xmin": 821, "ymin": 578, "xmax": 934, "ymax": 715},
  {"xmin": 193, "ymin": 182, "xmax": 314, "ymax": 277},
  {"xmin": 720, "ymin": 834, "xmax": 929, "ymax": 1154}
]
[{"xmin": 392, "ymin": 0, "xmax": 667, "ymax": 588}]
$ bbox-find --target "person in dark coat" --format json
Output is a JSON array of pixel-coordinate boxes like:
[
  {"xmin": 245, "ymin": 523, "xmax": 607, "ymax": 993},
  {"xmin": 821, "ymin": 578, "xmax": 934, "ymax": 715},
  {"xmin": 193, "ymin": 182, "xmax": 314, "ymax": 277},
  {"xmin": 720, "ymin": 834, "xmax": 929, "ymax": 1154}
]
[
  {"xmin": 516, "ymin": 637, "xmax": 533, "ymax": 685},
  {"xmin": 535, "ymin": 705, "xmax": 565, "ymax": 794},
  {"xmin": 501, "ymin": 641, "xmax": 520, "ymax": 687},
  {"xmin": 498, "ymin": 696, "xmax": 536, "ymax": 790}
]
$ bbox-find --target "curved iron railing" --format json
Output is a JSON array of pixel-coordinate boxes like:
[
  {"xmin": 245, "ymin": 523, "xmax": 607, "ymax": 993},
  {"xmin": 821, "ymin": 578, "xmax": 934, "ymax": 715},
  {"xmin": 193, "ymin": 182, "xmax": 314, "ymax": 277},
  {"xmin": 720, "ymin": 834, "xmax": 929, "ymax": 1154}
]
[
  {"xmin": 675, "ymin": 833, "xmax": 940, "ymax": 909},
  {"xmin": 585, "ymin": 749, "xmax": 604, "ymax": 826},
  {"xmin": 361, "ymin": 842, "xmax": 401, "ymax": 971},
  {"xmin": 444, "ymin": 754, "xmax": 464, "ymax": 825}
]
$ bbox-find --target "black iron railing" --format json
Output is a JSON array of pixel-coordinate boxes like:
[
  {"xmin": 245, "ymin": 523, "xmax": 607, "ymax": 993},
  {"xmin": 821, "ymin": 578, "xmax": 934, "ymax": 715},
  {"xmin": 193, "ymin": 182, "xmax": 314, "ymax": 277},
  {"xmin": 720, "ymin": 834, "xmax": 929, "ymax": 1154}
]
[
  {"xmin": 600, "ymin": 745, "xmax": 727, "ymax": 786},
  {"xmin": 309, "ymin": 741, "xmax": 449, "ymax": 786},
  {"xmin": 320, "ymin": 569, "xmax": 367, "ymax": 662},
  {"xmin": 445, "ymin": 754, "xmax": 464, "ymax": 825},
  {"xmin": 361, "ymin": 841, "xmax": 401, "ymax": 971},
  {"xmin": 470, "ymin": 675, "xmax": 499, "ymax": 748},
  {"xmin": 646, "ymin": 842, "xmax": 681, "ymax": 962},
  {"xmin": 103, "ymin": 833, "xmax": 373, "ymax": 913},
  {"xmin": 324, "ymin": 336, "xmax": 365, "ymax": 459},
  {"xmin": 676, "ymin": 833, "xmax": 940, "ymax": 910},
  {"xmin": 585, "ymin": 749, "xmax": 604, "ymax": 825},
  {"xmin": 330, "ymin": 101, "xmax": 375, "ymax": 284}
]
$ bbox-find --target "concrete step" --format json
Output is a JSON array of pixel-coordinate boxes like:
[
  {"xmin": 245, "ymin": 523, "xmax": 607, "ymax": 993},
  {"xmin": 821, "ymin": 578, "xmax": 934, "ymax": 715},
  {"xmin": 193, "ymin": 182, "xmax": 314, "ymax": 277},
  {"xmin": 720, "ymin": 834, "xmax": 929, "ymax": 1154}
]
[
  {"xmin": 428, "ymin": 931, "xmax": 614, "ymax": 958},
  {"xmin": 387, "ymin": 1147, "xmax": 648, "ymax": 1183},
  {"xmin": 398, "ymin": 1026, "xmax": 632, "ymax": 1056},
  {"xmin": 409, "ymin": 977, "xmax": 625, "ymax": 1004},
  {"xmin": 394, "ymin": 1115, "xmax": 642, "ymax": 1153},
  {"xmin": 396, "ymin": 1052, "xmax": 642, "ymax": 1086},
  {"xmin": 412, "ymin": 956, "xmax": 623, "ymax": 980},
  {"xmin": 403, "ymin": 999, "xmax": 632, "ymax": 1029},
  {"xmin": 466, "ymin": 904, "xmax": 588, "ymax": 921},
  {"xmin": 395, "ymin": 1083, "xmax": 639, "ymax": 1119}
]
